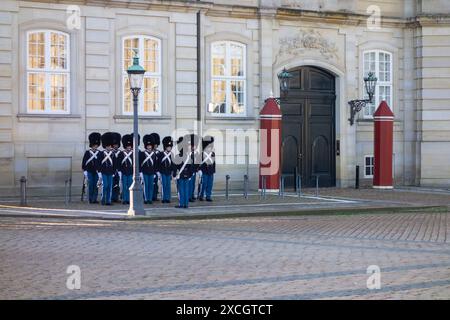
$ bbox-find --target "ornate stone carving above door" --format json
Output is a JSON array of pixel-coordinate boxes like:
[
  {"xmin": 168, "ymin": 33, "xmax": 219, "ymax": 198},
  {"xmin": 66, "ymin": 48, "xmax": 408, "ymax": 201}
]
[{"xmin": 276, "ymin": 29, "xmax": 339, "ymax": 62}]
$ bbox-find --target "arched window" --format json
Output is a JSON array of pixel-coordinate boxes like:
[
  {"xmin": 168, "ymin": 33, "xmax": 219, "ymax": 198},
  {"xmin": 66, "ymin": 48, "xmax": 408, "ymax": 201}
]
[
  {"xmin": 122, "ymin": 35, "xmax": 161, "ymax": 115},
  {"xmin": 363, "ymin": 50, "xmax": 393, "ymax": 117},
  {"xmin": 209, "ymin": 41, "xmax": 246, "ymax": 116},
  {"xmin": 27, "ymin": 30, "xmax": 70, "ymax": 113}
]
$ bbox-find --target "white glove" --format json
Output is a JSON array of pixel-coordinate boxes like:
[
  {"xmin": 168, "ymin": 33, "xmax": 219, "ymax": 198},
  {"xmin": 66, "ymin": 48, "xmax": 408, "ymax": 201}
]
[
  {"xmin": 175, "ymin": 174, "xmax": 180, "ymax": 180},
  {"xmin": 198, "ymin": 170, "xmax": 203, "ymax": 178},
  {"xmin": 140, "ymin": 172, "xmax": 144, "ymax": 185},
  {"xmin": 97, "ymin": 172, "xmax": 102, "ymax": 180},
  {"xmin": 83, "ymin": 171, "xmax": 88, "ymax": 178},
  {"xmin": 157, "ymin": 172, "xmax": 161, "ymax": 180},
  {"xmin": 118, "ymin": 171, "xmax": 122, "ymax": 179}
]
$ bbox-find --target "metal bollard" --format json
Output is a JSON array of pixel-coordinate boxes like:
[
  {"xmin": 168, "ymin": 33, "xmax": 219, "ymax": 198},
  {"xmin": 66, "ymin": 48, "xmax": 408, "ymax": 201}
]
[
  {"xmin": 68, "ymin": 178, "xmax": 72, "ymax": 203},
  {"xmin": 260, "ymin": 176, "xmax": 267, "ymax": 200},
  {"xmin": 64, "ymin": 179, "xmax": 70, "ymax": 206},
  {"xmin": 315, "ymin": 175, "xmax": 319, "ymax": 197},
  {"xmin": 20, "ymin": 176, "xmax": 27, "ymax": 206},
  {"xmin": 297, "ymin": 175, "xmax": 302, "ymax": 197},
  {"xmin": 225, "ymin": 175, "xmax": 230, "ymax": 201},
  {"xmin": 355, "ymin": 165, "xmax": 360, "ymax": 189},
  {"xmin": 243, "ymin": 174, "xmax": 248, "ymax": 199},
  {"xmin": 279, "ymin": 176, "xmax": 285, "ymax": 198}
]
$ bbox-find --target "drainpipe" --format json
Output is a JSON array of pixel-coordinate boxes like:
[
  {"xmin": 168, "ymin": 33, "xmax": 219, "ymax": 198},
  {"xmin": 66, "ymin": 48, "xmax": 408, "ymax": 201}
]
[{"xmin": 196, "ymin": 9, "xmax": 201, "ymax": 125}]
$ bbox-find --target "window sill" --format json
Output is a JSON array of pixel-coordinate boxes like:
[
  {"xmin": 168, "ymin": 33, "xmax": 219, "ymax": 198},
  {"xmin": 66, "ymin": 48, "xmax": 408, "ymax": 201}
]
[
  {"xmin": 205, "ymin": 116, "xmax": 256, "ymax": 123},
  {"xmin": 17, "ymin": 113, "xmax": 82, "ymax": 121},
  {"xmin": 113, "ymin": 115, "xmax": 172, "ymax": 122}
]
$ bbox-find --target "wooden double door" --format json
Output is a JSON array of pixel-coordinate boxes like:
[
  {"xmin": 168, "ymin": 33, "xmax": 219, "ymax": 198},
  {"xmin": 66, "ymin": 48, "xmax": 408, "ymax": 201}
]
[{"xmin": 280, "ymin": 66, "xmax": 336, "ymax": 188}]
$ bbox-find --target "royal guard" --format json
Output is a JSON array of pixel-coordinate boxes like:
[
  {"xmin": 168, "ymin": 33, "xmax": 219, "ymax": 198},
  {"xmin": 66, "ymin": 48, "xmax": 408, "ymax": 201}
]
[
  {"xmin": 159, "ymin": 136, "xmax": 176, "ymax": 203},
  {"xmin": 98, "ymin": 132, "xmax": 116, "ymax": 206},
  {"xmin": 188, "ymin": 134, "xmax": 201, "ymax": 202},
  {"xmin": 140, "ymin": 134, "xmax": 159, "ymax": 204},
  {"xmin": 82, "ymin": 132, "xmax": 101, "ymax": 203},
  {"xmin": 111, "ymin": 132, "xmax": 122, "ymax": 203},
  {"xmin": 199, "ymin": 136, "xmax": 216, "ymax": 202},
  {"xmin": 150, "ymin": 133, "xmax": 161, "ymax": 202},
  {"xmin": 174, "ymin": 135, "xmax": 194, "ymax": 209},
  {"xmin": 118, "ymin": 134, "xmax": 135, "ymax": 205}
]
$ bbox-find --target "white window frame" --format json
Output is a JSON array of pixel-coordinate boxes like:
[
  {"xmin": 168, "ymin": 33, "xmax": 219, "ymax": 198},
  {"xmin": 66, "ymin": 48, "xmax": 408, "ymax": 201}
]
[
  {"xmin": 122, "ymin": 35, "xmax": 162, "ymax": 116},
  {"xmin": 209, "ymin": 41, "xmax": 247, "ymax": 117},
  {"xmin": 362, "ymin": 50, "xmax": 393, "ymax": 118},
  {"xmin": 26, "ymin": 29, "xmax": 70, "ymax": 114},
  {"xmin": 364, "ymin": 155, "xmax": 375, "ymax": 178}
]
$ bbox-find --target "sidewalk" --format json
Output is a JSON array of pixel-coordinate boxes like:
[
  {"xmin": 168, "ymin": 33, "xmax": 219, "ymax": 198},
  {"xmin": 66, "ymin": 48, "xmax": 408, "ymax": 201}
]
[{"xmin": 0, "ymin": 187, "xmax": 448, "ymax": 220}]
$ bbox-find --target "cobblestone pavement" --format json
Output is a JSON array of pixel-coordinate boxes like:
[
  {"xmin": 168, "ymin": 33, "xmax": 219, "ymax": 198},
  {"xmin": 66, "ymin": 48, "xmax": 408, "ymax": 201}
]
[{"xmin": 0, "ymin": 210, "xmax": 449, "ymax": 300}]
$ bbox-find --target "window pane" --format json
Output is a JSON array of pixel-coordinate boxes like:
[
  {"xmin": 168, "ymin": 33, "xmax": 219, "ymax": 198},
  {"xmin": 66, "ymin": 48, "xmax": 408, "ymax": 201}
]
[
  {"xmin": 50, "ymin": 74, "xmax": 67, "ymax": 111},
  {"xmin": 28, "ymin": 73, "xmax": 45, "ymax": 111},
  {"xmin": 230, "ymin": 44, "xmax": 244, "ymax": 77},
  {"xmin": 230, "ymin": 80, "xmax": 245, "ymax": 114},
  {"xmin": 212, "ymin": 43, "xmax": 226, "ymax": 76},
  {"xmin": 379, "ymin": 85, "xmax": 391, "ymax": 106},
  {"xmin": 144, "ymin": 38, "xmax": 159, "ymax": 73},
  {"xmin": 143, "ymin": 77, "xmax": 159, "ymax": 113},
  {"xmin": 123, "ymin": 76, "xmax": 132, "ymax": 113},
  {"xmin": 28, "ymin": 32, "xmax": 45, "ymax": 69},
  {"xmin": 123, "ymin": 38, "xmax": 139, "ymax": 71},
  {"xmin": 50, "ymin": 32, "xmax": 67, "ymax": 69},
  {"xmin": 211, "ymin": 80, "xmax": 226, "ymax": 113}
]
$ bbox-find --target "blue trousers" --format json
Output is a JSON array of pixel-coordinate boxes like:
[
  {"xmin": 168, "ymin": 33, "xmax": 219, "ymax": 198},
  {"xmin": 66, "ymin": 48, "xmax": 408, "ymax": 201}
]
[
  {"xmin": 161, "ymin": 174, "xmax": 172, "ymax": 202},
  {"xmin": 178, "ymin": 178, "xmax": 190, "ymax": 207},
  {"xmin": 189, "ymin": 172, "xmax": 196, "ymax": 199},
  {"xmin": 143, "ymin": 174, "xmax": 155, "ymax": 202},
  {"xmin": 121, "ymin": 174, "xmax": 133, "ymax": 203},
  {"xmin": 87, "ymin": 172, "xmax": 98, "ymax": 203},
  {"xmin": 101, "ymin": 174, "xmax": 113, "ymax": 205},
  {"xmin": 200, "ymin": 174, "xmax": 214, "ymax": 200}
]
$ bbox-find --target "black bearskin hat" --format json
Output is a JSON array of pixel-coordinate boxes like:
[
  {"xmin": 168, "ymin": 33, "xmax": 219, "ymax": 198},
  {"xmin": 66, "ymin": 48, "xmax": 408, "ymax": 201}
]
[
  {"xmin": 202, "ymin": 136, "xmax": 214, "ymax": 149},
  {"xmin": 143, "ymin": 134, "xmax": 155, "ymax": 147},
  {"xmin": 111, "ymin": 132, "xmax": 121, "ymax": 147},
  {"xmin": 122, "ymin": 134, "xmax": 133, "ymax": 148},
  {"xmin": 150, "ymin": 133, "xmax": 160, "ymax": 146},
  {"xmin": 88, "ymin": 132, "xmax": 101, "ymax": 147},
  {"xmin": 162, "ymin": 136, "xmax": 173, "ymax": 149},
  {"xmin": 101, "ymin": 132, "xmax": 114, "ymax": 148}
]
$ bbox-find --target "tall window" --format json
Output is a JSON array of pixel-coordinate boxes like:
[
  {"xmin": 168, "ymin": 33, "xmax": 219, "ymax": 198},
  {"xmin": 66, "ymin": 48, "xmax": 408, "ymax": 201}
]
[
  {"xmin": 363, "ymin": 50, "xmax": 392, "ymax": 117},
  {"xmin": 209, "ymin": 41, "xmax": 246, "ymax": 116},
  {"xmin": 27, "ymin": 30, "xmax": 70, "ymax": 113},
  {"xmin": 122, "ymin": 36, "xmax": 161, "ymax": 115}
]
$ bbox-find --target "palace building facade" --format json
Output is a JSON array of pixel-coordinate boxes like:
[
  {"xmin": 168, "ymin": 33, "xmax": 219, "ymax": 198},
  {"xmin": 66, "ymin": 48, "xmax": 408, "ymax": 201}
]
[{"xmin": 0, "ymin": 0, "xmax": 449, "ymax": 195}]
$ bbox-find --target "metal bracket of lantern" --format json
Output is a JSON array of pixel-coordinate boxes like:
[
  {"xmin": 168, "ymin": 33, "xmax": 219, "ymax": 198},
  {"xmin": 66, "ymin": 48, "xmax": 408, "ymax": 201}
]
[
  {"xmin": 126, "ymin": 50, "xmax": 146, "ymax": 216},
  {"xmin": 348, "ymin": 72, "xmax": 378, "ymax": 125},
  {"xmin": 265, "ymin": 68, "xmax": 293, "ymax": 104}
]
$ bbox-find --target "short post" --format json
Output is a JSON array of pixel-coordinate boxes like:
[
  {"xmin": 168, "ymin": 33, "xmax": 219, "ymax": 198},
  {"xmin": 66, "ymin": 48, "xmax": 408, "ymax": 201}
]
[
  {"xmin": 279, "ymin": 175, "xmax": 285, "ymax": 198},
  {"xmin": 64, "ymin": 179, "xmax": 69, "ymax": 206},
  {"xmin": 260, "ymin": 176, "xmax": 267, "ymax": 200},
  {"xmin": 315, "ymin": 175, "xmax": 319, "ymax": 197},
  {"xmin": 243, "ymin": 174, "xmax": 248, "ymax": 199},
  {"xmin": 225, "ymin": 175, "xmax": 230, "ymax": 201},
  {"xmin": 297, "ymin": 175, "xmax": 302, "ymax": 197},
  {"xmin": 20, "ymin": 176, "xmax": 27, "ymax": 206},
  {"xmin": 68, "ymin": 178, "xmax": 72, "ymax": 203},
  {"xmin": 355, "ymin": 165, "xmax": 360, "ymax": 189}
]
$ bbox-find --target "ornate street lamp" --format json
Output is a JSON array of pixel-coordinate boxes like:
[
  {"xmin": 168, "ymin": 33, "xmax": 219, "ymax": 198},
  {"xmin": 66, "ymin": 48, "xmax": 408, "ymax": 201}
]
[
  {"xmin": 126, "ymin": 50, "xmax": 146, "ymax": 216},
  {"xmin": 278, "ymin": 68, "xmax": 293, "ymax": 98},
  {"xmin": 348, "ymin": 72, "xmax": 378, "ymax": 125}
]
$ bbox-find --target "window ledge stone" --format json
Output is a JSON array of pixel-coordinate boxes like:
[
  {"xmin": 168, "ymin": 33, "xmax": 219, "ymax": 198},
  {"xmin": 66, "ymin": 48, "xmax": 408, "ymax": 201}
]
[
  {"xmin": 17, "ymin": 113, "xmax": 82, "ymax": 120},
  {"xmin": 113, "ymin": 115, "xmax": 172, "ymax": 121}
]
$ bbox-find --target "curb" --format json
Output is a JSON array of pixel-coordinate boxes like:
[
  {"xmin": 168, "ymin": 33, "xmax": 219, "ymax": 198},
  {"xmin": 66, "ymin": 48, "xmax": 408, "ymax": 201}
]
[{"xmin": 0, "ymin": 205, "xmax": 447, "ymax": 222}]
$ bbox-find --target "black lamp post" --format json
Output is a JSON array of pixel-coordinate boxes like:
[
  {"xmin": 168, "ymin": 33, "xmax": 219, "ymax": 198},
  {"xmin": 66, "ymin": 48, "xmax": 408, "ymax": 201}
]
[
  {"xmin": 126, "ymin": 51, "xmax": 146, "ymax": 216},
  {"xmin": 348, "ymin": 72, "xmax": 378, "ymax": 125}
]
